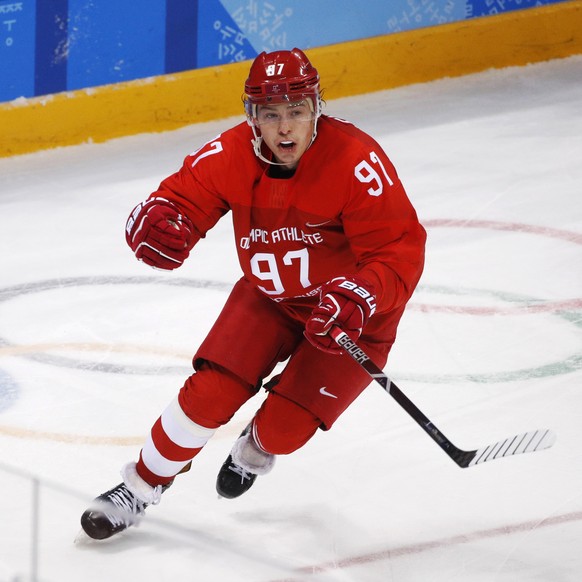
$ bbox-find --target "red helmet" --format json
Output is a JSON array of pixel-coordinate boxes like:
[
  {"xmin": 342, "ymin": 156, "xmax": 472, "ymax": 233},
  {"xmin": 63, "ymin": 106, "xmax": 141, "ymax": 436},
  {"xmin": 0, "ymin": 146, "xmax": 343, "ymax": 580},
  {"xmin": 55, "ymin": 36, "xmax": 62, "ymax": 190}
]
[{"xmin": 244, "ymin": 48, "xmax": 321, "ymax": 117}]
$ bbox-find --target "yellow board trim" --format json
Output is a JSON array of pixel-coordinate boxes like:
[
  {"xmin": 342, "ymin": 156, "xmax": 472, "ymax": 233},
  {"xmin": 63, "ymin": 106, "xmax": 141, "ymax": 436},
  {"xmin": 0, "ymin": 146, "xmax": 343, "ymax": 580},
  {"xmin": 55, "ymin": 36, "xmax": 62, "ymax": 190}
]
[{"xmin": 1, "ymin": 1, "xmax": 581, "ymax": 158}]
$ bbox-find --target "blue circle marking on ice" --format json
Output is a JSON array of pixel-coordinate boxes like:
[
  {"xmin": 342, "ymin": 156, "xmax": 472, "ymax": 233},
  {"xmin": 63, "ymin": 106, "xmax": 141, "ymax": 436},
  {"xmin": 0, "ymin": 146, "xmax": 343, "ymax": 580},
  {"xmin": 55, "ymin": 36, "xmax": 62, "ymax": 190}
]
[{"xmin": 0, "ymin": 366, "xmax": 19, "ymax": 413}]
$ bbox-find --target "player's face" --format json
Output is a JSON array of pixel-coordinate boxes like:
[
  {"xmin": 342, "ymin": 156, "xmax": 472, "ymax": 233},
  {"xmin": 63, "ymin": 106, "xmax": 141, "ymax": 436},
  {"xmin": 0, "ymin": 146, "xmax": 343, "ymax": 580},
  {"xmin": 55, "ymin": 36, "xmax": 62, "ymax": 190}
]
[{"xmin": 255, "ymin": 100, "xmax": 315, "ymax": 170}]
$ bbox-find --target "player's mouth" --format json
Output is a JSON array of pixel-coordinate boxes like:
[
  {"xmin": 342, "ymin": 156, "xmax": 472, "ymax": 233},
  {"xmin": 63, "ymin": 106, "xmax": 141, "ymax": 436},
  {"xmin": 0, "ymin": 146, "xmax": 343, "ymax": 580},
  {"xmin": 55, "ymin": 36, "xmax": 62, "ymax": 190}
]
[{"xmin": 277, "ymin": 140, "xmax": 296, "ymax": 153}]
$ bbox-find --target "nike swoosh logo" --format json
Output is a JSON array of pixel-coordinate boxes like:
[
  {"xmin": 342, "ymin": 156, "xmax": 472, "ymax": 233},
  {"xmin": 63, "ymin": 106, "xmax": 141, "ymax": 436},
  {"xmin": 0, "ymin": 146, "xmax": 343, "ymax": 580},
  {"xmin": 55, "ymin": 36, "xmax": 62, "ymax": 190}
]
[
  {"xmin": 305, "ymin": 220, "xmax": 331, "ymax": 228},
  {"xmin": 319, "ymin": 387, "xmax": 338, "ymax": 399}
]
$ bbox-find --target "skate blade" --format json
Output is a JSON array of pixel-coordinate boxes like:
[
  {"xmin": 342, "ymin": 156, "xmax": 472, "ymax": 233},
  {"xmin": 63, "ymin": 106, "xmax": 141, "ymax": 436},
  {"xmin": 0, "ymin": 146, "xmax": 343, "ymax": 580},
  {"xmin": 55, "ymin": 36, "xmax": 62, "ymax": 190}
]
[
  {"xmin": 74, "ymin": 529, "xmax": 96, "ymax": 544},
  {"xmin": 73, "ymin": 529, "xmax": 118, "ymax": 545}
]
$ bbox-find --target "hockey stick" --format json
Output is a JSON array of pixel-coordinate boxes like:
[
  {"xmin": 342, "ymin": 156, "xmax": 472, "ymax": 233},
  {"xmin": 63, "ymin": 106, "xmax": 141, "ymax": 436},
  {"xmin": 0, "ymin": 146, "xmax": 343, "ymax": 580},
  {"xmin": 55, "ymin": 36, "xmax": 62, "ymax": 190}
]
[{"xmin": 329, "ymin": 327, "xmax": 557, "ymax": 468}]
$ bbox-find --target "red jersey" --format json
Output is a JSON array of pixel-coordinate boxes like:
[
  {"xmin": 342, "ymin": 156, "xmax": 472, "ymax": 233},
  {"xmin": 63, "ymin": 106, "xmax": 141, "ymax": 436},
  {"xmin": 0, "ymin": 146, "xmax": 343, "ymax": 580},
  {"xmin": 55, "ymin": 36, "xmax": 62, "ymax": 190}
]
[{"xmin": 152, "ymin": 115, "xmax": 426, "ymax": 320}]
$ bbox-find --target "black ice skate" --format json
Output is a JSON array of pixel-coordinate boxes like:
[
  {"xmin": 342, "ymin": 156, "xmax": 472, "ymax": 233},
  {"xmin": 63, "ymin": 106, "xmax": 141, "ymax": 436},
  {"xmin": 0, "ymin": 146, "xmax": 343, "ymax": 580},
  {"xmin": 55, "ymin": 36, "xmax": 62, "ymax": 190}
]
[
  {"xmin": 216, "ymin": 423, "xmax": 275, "ymax": 499},
  {"xmin": 216, "ymin": 454, "xmax": 258, "ymax": 499},
  {"xmin": 81, "ymin": 462, "xmax": 168, "ymax": 540}
]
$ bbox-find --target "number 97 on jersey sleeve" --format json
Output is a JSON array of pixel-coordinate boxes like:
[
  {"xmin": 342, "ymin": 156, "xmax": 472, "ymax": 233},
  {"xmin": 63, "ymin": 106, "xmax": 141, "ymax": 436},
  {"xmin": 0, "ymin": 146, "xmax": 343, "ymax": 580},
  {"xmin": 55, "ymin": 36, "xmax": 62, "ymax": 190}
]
[{"xmin": 354, "ymin": 151, "xmax": 395, "ymax": 197}]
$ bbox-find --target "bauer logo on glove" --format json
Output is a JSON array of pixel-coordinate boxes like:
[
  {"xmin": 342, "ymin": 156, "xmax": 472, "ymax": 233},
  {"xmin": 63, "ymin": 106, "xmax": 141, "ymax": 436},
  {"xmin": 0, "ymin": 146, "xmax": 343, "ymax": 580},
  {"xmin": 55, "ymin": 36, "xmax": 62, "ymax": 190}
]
[
  {"xmin": 335, "ymin": 278, "xmax": 377, "ymax": 316},
  {"xmin": 304, "ymin": 275, "xmax": 377, "ymax": 354}
]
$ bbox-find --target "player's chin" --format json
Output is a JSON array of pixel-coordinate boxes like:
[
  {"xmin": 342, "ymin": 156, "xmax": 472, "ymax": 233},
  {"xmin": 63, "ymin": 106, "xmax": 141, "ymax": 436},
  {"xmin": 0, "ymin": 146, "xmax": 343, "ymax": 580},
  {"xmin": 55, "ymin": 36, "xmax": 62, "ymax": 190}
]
[{"xmin": 275, "ymin": 144, "xmax": 304, "ymax": 166}]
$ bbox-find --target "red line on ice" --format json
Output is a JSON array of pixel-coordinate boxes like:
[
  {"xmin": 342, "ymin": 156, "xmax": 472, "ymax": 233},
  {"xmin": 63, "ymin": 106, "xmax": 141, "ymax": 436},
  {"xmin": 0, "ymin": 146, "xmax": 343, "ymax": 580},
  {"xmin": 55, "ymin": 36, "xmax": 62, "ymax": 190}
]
[{"xmin": 269, "ymin": 510, "xmax": 582, "ymax": 581}]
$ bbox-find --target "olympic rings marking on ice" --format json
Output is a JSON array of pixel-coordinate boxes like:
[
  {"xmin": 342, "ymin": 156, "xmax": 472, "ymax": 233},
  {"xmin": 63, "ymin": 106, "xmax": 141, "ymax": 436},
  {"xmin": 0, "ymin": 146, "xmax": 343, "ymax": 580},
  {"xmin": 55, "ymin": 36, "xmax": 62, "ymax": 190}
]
[
  {"xmin": 410, "ymin": 285, "xmax": 582, "ymax": 316},
  {"xmin": 400, "ymin": 219, "xmax": 582, "ymax": 383},
  {"xmin": 0, "ymin": 276, "xmax": 232, "ymax": 375},
  {"xmin": 411, "ymin": 297, "xmax": 582, "ymax": 316},
  {"xmin": 0, "ymin": 424, "xmax": 144, "ymax": 446},
  {"xmin": 0, "ymin": 276, "xmax": 233, "ymax": 443},
  {"xmin": 401, "ymin": 285, "xmax": 582, "ymax": 384},
  {"xmin": 0, "ymin": 220, "xmax": 580, "ymax": 443},
  {"xmin": 415, "ymin": 219, "xmax": 582, "ymax": 316},
  {"xmin": 0, "ymin": 220, "xmax": 579, "ymax": 384},
  {"xmin": 0, "ymin": 406, "xmax": 250, "ymax": 446},
  {"xmin": 423, "ymin": 218, "xmax": 582, "ymax": 246}
]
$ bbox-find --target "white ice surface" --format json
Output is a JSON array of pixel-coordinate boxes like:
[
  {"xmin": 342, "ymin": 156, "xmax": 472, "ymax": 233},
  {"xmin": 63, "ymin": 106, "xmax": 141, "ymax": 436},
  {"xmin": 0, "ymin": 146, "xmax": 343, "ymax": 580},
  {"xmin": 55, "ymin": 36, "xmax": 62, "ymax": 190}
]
[{"xmin": 0, "ymin": 55, "xmax": 581, "ymax": 582}]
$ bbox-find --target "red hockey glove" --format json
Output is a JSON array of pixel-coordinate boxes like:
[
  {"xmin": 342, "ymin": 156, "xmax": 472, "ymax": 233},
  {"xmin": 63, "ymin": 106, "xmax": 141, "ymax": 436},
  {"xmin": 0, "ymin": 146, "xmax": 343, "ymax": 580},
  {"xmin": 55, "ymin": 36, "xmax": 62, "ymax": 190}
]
[
  {"xmin": 304, "ymin": 275, "xmax": 377, "ymax": 354},
  {"xmin": 125, "ymin": 197, "xmax": 197, "ymax": 270}
]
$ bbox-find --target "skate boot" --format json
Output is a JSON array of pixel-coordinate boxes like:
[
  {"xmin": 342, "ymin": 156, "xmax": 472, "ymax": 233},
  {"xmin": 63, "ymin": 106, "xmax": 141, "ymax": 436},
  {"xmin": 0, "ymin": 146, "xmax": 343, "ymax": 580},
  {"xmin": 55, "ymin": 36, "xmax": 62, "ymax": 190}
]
[
  {"xmin": 216, "ymin": 424, "xmax": 275, "ymax": 499},
  {"xmin": 81, "ymin": 462, "xmax": 169, "ymax": 540}
]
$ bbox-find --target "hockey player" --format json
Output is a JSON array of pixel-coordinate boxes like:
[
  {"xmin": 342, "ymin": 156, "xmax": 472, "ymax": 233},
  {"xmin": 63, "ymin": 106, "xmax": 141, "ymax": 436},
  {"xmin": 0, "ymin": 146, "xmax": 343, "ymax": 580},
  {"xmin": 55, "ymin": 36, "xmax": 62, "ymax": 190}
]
[{"xmin": 81, "ymin": 48, "xmax": 426, "ymax": 540}]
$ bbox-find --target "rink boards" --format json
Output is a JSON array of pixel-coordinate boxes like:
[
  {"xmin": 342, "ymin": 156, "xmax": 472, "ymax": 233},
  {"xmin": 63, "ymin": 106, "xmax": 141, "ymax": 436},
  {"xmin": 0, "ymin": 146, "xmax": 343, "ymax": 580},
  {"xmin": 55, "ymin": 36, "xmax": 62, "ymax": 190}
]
[{"xmin": 1, "ymin": 0, "xmax": 581, "ymax": 157}]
